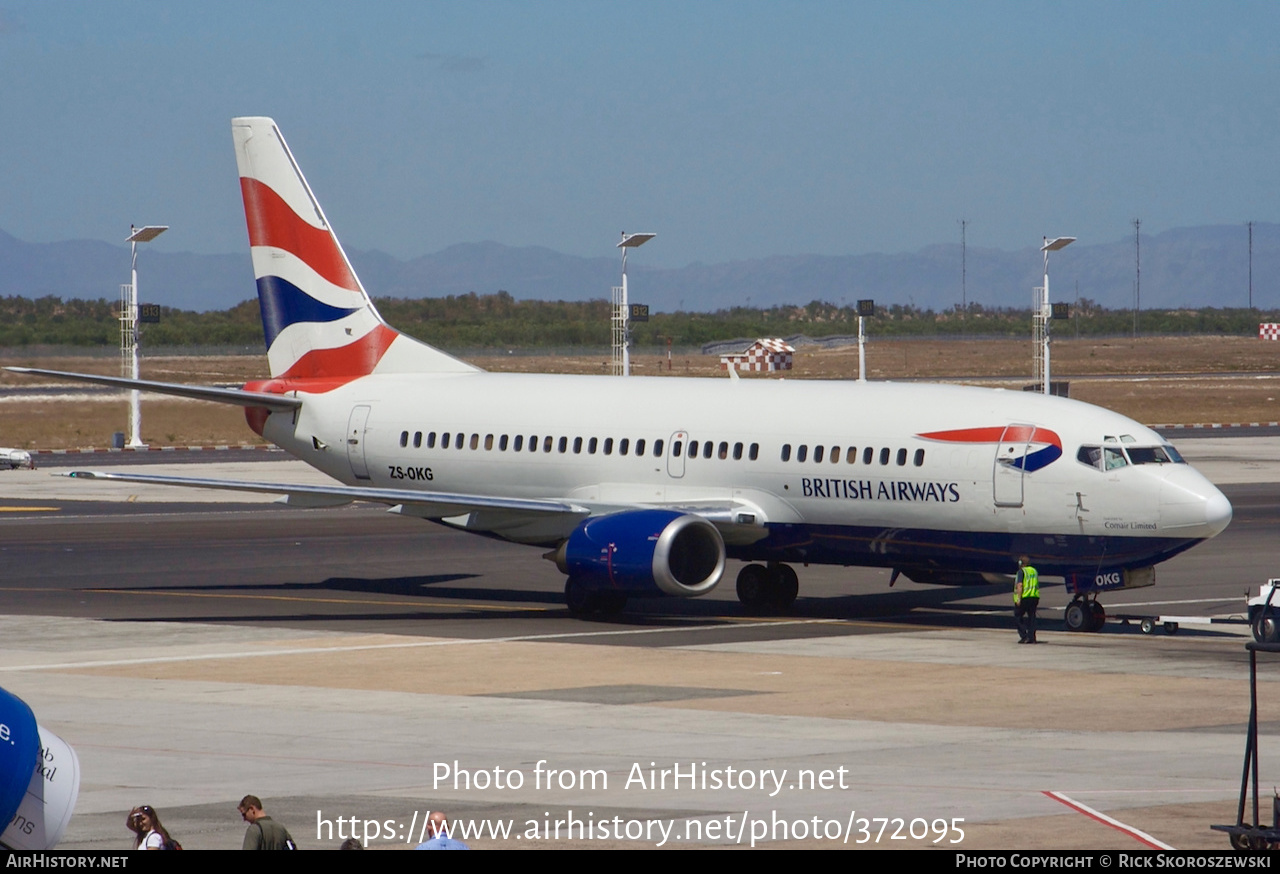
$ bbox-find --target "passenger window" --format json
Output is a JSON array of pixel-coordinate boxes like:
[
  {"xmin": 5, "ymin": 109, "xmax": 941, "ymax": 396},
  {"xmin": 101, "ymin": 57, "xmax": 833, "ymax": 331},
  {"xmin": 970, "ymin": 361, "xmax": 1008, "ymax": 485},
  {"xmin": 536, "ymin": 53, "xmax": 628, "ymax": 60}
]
[
  {"xmin": 913, "ymin": 449, "xmax": 924, "ymax": 467},
  {"xmin": 558, "ymin": 436, "xmax": 568, "ymax": 453},
  {"xmin": 544, "ymin": 436, "xmax": 553, "ymax": 453},
  {"xmin": 619, "ymin": 438, "xmax": 629, "ymax": 456},
  {"xmin": 831, "ymin": 446, "xmax": 841, "ymax": 464},
  {"xmin": 529, "ymin": 435, "xmax": 538, "ymax": 452},
  {"xmin": 427, "ymin": 432, "xmax": 437, "ymax": 449},
  {"xmin": 703, "ymin": 442, "xmax": 713, "ymax": 459},
  {"xmin": 484, "ymin": 434, "xmax": 494, "ymax": 451},
  {"xmin": 798, "ymin": 445, "xmax": 808, "ymax": 463},
  {"xmin": 589, "ymin": 437, "xmax": 599, "ymax": 454},
  {"xmin": 635, "ymin": 438, "xmax": 646, "ymax": 456},
  {"xmin": 499, "ymin": 435, "xmax": 508, "ymax": 451},
  {"xmin": 687, "ymin": 440, "xmax": 698, "ymax": 458},
  {"xmin": 456, "ymin": 433, "xmax": 466, "ymax": 450},
  {"xmin": 414, "ymin": 432, "xmax": 422, "ymax": 448},
  {"xmin": 513, "ymin": 435, "xmax": 523, "ymax": 452},
  {"xmin": 879, "ymin": 447, "xmax": 890, "ymax": 465},
  {"xmin": 733, "ymin": 442, "xmax": 743, "ymax": 460},
  {"xmin": 603, "ymin": 438, "xmax": 613, "ymax": 455},
  {"xmin": 399, "ymin": 431, "xmax": 408, "ymax": 448},
  {"xmin": 814, "ymin": 445, "xmax": 825, "ymax": 463},
  {"xmin": 896, "ymin": 448, "xmax": 907, "ymax": 466},
  {"xmin": 653, "ymin": 439, "xmax": 663, "ymax": 456},
  {"xmin": 847, "ymin": 446, "xmax": 857, "ymax": 464},
  {"xmin": 470, "ymin": 434, "xmax": 479, "ymax": 451},
  {"xmin": 863, "ymin": 447, "xmax": 874, "ymax": 465},
  {"xmin": 718, "ymin": 441, "xmax": 728, "ymax": 460},
  {"xmin": 781, "ymin": 444, "xmax": 792, "ymax": 462},
  {"xmin": 749, "ymin": 443, "xmax": 759, "ymax": 461},
  {"xmin": 573, "ymin": 437, "xmax": 583, "ymax": 454},
  {"xmin": 672, "ymin": 440, "xmax": 683, "ymax": 457}
]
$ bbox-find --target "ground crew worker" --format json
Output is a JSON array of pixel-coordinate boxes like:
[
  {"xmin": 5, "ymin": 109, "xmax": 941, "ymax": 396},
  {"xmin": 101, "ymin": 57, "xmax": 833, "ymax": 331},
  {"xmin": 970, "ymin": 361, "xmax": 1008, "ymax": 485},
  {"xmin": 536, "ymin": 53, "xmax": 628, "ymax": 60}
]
[{"xmin": 1014, "ymin": 557, "xmax": 1040, "ymax": 644}]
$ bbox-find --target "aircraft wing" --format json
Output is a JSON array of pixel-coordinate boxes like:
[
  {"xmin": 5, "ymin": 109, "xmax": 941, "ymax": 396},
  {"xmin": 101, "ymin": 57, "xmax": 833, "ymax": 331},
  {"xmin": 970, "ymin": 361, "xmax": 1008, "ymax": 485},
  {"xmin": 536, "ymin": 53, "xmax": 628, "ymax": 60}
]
[
  {"xmin": 60, "ymin": 470, "xmax": 587, "ymax": 519},
  {"xmin": 5, "ymin": 367, "xmax": 301, "ymax": 411}
]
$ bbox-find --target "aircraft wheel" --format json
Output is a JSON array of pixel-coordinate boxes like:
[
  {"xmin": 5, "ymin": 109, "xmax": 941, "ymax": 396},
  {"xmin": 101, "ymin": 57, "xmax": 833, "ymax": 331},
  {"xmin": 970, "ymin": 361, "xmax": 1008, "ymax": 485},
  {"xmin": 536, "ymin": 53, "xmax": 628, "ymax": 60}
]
[
  {"xmin": 773, "ymin": 564, "xmax": 799, "ymax": 610},
  {"xmin": 597, "ymin": 592, "xmax": 628, "ymax": 615},
  {"xmin": 565, "ymin": 577, "xmax": 593, "ymax": 616},
  {"xmin": 736, "ymin": 564, "xmax": 770, "ymax": 611},
  {"xmin": 1087, "ymin": 601, "xmax": 1106, "ymax": 632},
  {"xmin": 1064, "ymin": 598, "xmax": 1089, "ymax": 633},
  {"xmin": 1253, "ymin": 614, "xmax": 1280, "ymax": 643}
]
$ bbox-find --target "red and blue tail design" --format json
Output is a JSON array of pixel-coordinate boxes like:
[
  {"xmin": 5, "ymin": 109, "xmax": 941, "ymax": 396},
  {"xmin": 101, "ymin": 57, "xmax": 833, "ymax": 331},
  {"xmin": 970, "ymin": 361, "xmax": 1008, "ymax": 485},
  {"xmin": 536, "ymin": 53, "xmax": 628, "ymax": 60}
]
[
  {"xmin": 231, "ymin": 117, "xmax": 476, "ymax": 382},
  {"xmin": 917, "ymin": 425, "xmax": 1063, "ymax": 472}
]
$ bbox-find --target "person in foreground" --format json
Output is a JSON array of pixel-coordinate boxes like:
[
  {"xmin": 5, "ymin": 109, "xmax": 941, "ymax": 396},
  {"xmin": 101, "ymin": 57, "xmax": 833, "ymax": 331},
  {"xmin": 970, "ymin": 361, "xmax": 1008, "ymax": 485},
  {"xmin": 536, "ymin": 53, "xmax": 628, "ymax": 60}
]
[
  {"xmin": 414, "ymin": 811, "xmax": 470, "ymax": 850},
  {"xmin": 238, "ymin": 795, "xmax": 297, "ymax": 850}
]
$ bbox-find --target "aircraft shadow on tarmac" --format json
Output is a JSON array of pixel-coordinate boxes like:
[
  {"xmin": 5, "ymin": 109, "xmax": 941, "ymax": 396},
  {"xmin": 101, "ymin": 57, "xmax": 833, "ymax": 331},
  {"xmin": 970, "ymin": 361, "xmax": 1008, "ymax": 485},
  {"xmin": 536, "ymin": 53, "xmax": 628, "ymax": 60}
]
[{"xmin": 90, "ymin": 570, "xmax": 1073, "ymax": 633}]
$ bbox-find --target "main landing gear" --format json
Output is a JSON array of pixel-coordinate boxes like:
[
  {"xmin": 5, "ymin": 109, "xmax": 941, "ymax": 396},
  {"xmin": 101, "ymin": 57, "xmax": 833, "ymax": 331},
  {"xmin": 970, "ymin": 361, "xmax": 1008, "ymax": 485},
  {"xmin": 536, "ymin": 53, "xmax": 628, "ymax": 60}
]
[
  {"xmin": 1063, "ymin": 594, "xmax": 1106, "ymax": 633},
  {"xmin": 736, "ymin": 563, "xmax": 799, "ymax": 613},
  {"xmin": 564, "ymin": 577, "xmax": 627, "ymax": 617}
]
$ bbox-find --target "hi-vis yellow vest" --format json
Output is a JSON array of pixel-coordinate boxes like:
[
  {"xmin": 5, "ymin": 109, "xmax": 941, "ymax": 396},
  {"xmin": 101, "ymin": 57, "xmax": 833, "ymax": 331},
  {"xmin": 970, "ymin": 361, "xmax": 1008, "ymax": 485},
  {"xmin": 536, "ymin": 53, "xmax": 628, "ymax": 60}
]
[{"xmin": 1020, "ymin": 566, "xmax": 1040, "ymax": 599}]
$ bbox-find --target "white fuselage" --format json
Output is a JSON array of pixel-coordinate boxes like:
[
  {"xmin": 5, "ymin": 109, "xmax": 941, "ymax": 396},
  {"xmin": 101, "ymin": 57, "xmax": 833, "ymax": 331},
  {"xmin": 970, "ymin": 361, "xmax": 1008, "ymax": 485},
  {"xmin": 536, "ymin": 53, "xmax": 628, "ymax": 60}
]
[{"xmin": 258, "ymin": 371, "xmax": 1231, "ymax": 580}]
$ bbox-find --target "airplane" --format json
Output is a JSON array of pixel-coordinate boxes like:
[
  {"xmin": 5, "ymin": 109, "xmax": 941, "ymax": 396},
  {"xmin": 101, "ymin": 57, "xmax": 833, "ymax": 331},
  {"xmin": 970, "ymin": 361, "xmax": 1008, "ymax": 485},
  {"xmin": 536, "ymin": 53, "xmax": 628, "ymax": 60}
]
[{"xmin": 7, "ymin": 116, "xmax": 1233, "ymax": 628}]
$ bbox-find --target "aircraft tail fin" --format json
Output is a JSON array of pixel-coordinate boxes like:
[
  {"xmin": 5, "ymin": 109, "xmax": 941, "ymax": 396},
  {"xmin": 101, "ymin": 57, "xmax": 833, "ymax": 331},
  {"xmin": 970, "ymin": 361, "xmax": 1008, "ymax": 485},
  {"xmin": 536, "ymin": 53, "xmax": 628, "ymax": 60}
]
[{"xmin": 231, "ymin": 117, "xmax": 477, "ymax": 380}]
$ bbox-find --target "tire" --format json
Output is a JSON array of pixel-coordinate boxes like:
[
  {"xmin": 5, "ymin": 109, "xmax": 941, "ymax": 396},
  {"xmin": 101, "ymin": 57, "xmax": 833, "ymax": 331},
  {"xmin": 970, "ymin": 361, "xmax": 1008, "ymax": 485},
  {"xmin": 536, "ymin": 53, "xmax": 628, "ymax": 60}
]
[
  {"xmin": 1163, "ymin": 622, "xmax": 1179, "ymax": 635},
  {"xmin": 773, "ymin": 564, "xmax": 799, "ymax": 610},
  {"xmin": 565, "ymin": 577, "xmax": 592, "ymax": 615},
  {"xmin": 1064, "ymin": 599, "xmax": 1089, "ymax": 632},
  {"xmin": 1087, "ymin": 601, "xmax": 1106, "ymax": 633},
  {"xmin": 597, "ymin": 592, "xmax": 628, "ymax": 615},
  {"xmin": 1140, "ymin": 618, "xmax": 1155, "ymax": 635},
  {"xmin": 1253, "ymin": 613, "xmax": 1280, "ymax": 643},
  {"xmin": 736, "ymin": 564, "xmax": 770, "ymax": 611}
]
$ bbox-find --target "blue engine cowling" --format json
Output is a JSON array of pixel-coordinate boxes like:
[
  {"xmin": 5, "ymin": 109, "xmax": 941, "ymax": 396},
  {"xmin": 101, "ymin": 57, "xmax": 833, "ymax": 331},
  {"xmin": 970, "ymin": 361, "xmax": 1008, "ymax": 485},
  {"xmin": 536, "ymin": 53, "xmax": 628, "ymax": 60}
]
[{"xmin": 555, "ymin": 509, "xmax": 725, "ymax": 598}]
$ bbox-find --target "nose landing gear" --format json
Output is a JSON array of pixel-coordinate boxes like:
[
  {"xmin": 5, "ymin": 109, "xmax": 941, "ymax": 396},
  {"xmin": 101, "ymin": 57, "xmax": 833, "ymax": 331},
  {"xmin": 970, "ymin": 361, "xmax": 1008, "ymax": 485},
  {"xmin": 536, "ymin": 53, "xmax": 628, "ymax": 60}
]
[{"xmin": 1064, "ymin": 595, "xmax": 1106, "ymax": 633}]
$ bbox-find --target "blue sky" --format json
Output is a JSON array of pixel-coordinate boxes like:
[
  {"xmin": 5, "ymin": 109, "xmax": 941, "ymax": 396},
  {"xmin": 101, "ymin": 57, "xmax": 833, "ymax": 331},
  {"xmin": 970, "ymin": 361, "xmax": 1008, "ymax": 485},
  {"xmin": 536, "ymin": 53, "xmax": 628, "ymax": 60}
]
[{"xmin": 1, "ymin": 1, "xmax": 1277, "ymax": 268}]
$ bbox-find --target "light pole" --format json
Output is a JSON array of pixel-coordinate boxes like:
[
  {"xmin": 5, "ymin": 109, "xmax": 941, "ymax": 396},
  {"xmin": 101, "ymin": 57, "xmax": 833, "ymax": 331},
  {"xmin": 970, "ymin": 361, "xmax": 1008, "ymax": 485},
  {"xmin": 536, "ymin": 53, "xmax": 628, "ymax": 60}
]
[
  {"xmin": 612, "ymin": 232, "xmax": 655, "ymax": 377},
  {"xmin": 124, "ymin": 225, "xmax": 167, "ymax": 447},
  {"xmin": 1039, "ymin": 236, "xmax": 1074, "ymax": 395}
]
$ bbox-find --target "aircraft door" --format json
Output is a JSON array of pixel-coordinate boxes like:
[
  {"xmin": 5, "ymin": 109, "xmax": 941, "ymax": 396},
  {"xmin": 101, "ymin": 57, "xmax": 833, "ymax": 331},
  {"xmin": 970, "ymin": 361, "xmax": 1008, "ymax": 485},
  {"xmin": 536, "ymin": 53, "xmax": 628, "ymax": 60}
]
[
  {"xmin": 667, "ymin": 430, "xmax": 688, "ymax": 478},
  {"xmin": 346, "ymin": 405, "xmax": 372, "ymax": 481},
  {"xmin": 993, "ymin": 423, "xmax": 1031, "ymax": 507}
]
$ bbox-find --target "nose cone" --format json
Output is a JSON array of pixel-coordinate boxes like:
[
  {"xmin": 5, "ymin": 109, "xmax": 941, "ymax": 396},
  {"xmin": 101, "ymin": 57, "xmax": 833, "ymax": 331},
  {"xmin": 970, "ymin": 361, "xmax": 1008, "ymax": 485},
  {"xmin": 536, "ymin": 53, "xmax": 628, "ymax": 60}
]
[
  {"xmin": 1203, "ymin": 486, "xmax": 1233, "ymax": 536},
  {"xmin": 1160, "ymin": 467, "xmax": 1232, "ymax": 537}
]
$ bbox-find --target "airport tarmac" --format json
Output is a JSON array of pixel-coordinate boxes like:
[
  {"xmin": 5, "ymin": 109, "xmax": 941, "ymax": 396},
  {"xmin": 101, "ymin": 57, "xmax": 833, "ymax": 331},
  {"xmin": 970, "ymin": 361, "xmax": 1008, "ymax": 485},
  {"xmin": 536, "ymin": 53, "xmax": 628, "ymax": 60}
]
[{"xmin": 1, "ymin": 437, "xmax": 1277, "ymax": 850}]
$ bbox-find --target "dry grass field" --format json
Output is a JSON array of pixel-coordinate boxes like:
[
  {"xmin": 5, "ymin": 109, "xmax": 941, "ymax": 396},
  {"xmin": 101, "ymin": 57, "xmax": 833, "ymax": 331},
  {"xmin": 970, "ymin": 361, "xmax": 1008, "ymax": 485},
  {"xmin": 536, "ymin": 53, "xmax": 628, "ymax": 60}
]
[{"xmin": 3, "ymin": 335, "xmax": 1279, "ymax": 449}]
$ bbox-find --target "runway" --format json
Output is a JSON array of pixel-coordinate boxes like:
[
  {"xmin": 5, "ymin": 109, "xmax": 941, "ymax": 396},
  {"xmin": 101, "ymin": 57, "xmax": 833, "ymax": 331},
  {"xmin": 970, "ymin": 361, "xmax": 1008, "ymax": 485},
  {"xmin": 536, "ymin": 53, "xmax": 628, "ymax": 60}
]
[{"xmin": 1, "ymin": 439, "xmax": 1277, "ymax": 850}]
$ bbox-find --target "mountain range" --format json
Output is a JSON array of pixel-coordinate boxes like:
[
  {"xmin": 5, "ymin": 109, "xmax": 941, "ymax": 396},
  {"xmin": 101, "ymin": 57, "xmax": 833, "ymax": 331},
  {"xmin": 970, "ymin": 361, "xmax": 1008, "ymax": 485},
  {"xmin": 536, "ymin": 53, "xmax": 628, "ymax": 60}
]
[{"xmin": 1, "ymin": 223, "xmax": 1274, "ymax": 313}]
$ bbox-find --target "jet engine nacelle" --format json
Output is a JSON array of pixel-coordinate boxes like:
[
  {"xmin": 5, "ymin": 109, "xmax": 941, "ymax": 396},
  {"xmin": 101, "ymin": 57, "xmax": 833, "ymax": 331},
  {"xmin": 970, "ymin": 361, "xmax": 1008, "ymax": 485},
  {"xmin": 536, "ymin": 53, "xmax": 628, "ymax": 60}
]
[{"xmin": 555, "ymin": 509, "xmax": 725, "ymax": 598}]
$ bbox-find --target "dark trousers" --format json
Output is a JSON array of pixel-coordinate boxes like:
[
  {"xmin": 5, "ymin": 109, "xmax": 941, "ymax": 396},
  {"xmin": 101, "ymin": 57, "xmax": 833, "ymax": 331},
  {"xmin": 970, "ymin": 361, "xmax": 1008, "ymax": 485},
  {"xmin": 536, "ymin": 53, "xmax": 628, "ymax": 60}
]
[{"xmin": 1016, "ymin": 597, "xmax": 1040, "ymax": 642}]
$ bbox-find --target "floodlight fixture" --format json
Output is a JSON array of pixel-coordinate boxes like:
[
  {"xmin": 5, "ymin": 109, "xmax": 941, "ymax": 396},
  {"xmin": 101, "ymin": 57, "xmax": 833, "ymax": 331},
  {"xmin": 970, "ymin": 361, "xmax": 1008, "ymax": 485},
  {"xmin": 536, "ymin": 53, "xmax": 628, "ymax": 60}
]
[{"xmin": 123, "ymin": 224, "xmax": 168, "ymax": 447}]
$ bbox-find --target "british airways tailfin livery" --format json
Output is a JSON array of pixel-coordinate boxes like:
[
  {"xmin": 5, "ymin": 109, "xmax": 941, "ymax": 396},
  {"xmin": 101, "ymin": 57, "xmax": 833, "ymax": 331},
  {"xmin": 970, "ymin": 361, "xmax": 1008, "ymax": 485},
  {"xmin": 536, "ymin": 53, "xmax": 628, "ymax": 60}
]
[{"xmin": 9, "ymin": 117, "xmax": 1232, "ymax": 628}]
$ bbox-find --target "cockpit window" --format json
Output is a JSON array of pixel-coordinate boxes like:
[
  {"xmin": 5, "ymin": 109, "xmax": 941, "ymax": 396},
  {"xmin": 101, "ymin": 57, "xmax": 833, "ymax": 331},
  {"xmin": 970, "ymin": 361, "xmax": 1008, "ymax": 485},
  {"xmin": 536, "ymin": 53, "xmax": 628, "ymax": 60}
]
[
  {"xmin": 1163, "ymin": 444, "xmax": 1185, "ymax": 464},
  {"xmin": 1127, "ymin": 446, "xmax": 1174, "ymax": 465},
  {"xmin": 1104, "ymin": 448, "xmax": 1128, "ymax": 470},
  {"xmin": 1077, "ymin": 445, "xmax": 1103, "ymax": 470}
]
